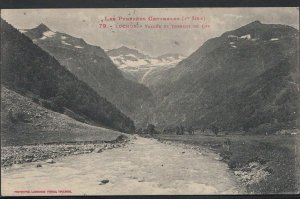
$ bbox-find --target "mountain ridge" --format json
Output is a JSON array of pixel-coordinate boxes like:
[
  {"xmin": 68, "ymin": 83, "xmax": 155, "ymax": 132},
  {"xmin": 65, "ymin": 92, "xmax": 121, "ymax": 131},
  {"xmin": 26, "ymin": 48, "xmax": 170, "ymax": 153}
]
[
  {"xmin": 1, "ymin": 18, "xmax": 135, "ymax": 133},
  {"xmin": 149, "ymin": 21, "xmax": 299, "ymax": 133},
  {"xmin": 22, "ymin": 24, "xmax": 154, "ymax": 126}
]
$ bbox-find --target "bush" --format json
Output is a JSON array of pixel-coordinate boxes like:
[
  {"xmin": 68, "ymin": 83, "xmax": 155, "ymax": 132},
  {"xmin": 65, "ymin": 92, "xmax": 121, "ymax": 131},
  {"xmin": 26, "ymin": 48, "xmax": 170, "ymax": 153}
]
[
  {"xmin": 210, "ymin": 125, "xmax": 219, "ymax": 136},
  {"xmin": 146, "ymin": 124, "xmax": 156, "ymax": 134},
  {"xmin": 32, "ymin": 96, "xmax": 40, "ymax": 104},
  {"xmin": 8, "ymin": 109, "xmax": 16, "ymax": 123},
  {"xmin": 41, "ymin": 100, "xmax": 64, "ymax": 113},
  {"xmin": 8, "ymin": 109, "xmax": 29, "ymax": 123},
  {"xmin": 15, "ymin": 112, "xmax": 26, "ymax": 122},
  {"xmin": 147, "ymin": 124, "xmax": 155, "ymax": 134}
]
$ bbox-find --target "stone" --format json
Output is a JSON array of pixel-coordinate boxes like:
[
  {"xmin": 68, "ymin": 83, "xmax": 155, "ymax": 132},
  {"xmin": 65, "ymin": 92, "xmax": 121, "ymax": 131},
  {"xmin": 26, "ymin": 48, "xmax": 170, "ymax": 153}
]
[
  {"xmin": 234, "ymin": 171, "xmax": 243, "ymax": 176},
  {"xmin": 99, "ymin": 179, "xmax": 109, "ymax": 185},
  {"xmin": 24, "ymin": 158, "xmax": 32, "ymax": 162},
  {"xmin": 46, "ymin": 159, "xmax": 55, "ymax": 164},
  {"xmin": 214, "ymin": 157, "xmax": 223, "ymax": 161},
  {"xmin": 249, "ymin": 162, "xmax": 260, "ymax": 168},
  {"xmin": 36, "ymin": 164, "xmax": 42, "ymax": 168},
  {"xmin": 94, "ymin": 148, "xmax": 102, "ymax": 153}
]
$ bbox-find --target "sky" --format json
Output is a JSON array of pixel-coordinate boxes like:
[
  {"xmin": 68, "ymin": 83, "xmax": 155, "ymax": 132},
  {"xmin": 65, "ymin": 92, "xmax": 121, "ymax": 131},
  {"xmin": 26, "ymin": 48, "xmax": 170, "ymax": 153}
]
[{"xmin": 2, "ymin": 8, "xmax": 299, "ymax": 56}]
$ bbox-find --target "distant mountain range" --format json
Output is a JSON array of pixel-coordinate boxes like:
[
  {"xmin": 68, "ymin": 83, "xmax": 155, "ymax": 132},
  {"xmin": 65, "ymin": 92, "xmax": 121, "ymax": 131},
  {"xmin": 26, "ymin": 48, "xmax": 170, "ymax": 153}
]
[
  {"xmin": 22, "ymin": 24, "xmax": 154, "ymax": 125},
  {"xmin": 106, "ymin": 46, "xmax": 185, "ymax": 85},
  {"xmin": 149, "ymin": 21, "xmax": 299, "ymax": 133},
  {"xmin": 1, "ymin": 18, "xmax": 135, "ymax": 134}
]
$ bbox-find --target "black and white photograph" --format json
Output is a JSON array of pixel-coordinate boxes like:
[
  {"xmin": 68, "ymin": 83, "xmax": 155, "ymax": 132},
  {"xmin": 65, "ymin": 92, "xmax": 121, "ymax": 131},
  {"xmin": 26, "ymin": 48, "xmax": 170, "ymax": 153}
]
[{"xmin": 0, "ymin": 7, "xmax": 299, "ymax": 195}]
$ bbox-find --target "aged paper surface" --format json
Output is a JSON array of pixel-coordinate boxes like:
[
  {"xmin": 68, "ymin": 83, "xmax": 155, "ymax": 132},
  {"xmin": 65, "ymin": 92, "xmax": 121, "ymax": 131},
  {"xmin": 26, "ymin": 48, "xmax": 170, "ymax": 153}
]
[{"xmin": 1, "ymin": 8, "xmax": 299, "ymax": 195}]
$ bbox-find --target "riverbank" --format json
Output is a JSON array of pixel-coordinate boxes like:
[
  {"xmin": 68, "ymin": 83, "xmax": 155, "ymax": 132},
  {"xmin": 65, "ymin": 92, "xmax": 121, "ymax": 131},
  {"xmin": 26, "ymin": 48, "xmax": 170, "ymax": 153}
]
[
  {"xmin": 153, "ymin": 133, "xmax": 298, "ymax": 194},
  {"xmin": 1, "ymin": 135, "xmax": 130, "ymax": 168}
]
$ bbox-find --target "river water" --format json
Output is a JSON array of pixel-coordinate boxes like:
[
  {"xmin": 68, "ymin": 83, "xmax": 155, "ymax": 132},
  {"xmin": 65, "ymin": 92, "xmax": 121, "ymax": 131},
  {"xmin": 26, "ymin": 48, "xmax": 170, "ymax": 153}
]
[{"xmin": 1, "ymin": 136, "xmax": 242, "ymax": 195}]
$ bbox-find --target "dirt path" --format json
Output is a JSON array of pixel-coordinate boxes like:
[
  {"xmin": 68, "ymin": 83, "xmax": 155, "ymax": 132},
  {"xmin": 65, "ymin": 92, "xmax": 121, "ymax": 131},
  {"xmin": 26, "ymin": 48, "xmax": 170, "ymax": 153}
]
[{"xmin": 1, "ymin": 136, "xmax": 242, "ymax": 195}]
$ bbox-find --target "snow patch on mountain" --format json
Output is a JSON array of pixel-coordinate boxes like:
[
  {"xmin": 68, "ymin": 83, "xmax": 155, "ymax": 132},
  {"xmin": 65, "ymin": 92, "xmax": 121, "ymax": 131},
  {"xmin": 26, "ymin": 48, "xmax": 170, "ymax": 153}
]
[
  {"xmin": 37, "ymin": 30, "xmax": 56, "ymax": 40},
  {"xmin": 107, "ymin": 47, "xmax": 185, "ymax": 71},
  {"xmin": 118, "ymin": 59, "xmax": 150, "ymax": 68},
  {"xmin": 62, "ymin": 40, "xmax": 72, "ymax": 46},
  {"xmin": 126, "ymin": 54, "xmax": 138, "ymax": 58},
  {"xmin": 106, "ymin": 46, "xmax": 186, "ymax": 83},
  {"xmin": 43, "ymin": 30, "xmax": 56, "ymax": 37},
  {"xmin": 110, "ymin": 55, "xmax": 184, "ymax": 70},
  {"xmin": 40, "ymin": 36, "xmax": 47, "ymax": 40},
  {"xmin": 240, "ymin": 34, "xmax": 251, "ymax": 40}
]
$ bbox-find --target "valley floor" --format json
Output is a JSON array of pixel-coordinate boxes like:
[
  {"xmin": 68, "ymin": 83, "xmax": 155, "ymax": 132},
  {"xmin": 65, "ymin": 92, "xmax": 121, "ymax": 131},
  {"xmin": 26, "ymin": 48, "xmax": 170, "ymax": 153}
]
[{"xmin": 1, "ymin": 136, "xmax": 242, "ymax": 195}]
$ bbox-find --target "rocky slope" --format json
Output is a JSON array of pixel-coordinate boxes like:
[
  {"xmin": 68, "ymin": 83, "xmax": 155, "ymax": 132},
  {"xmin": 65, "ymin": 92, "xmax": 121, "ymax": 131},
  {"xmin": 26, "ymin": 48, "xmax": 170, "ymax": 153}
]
[
  {"xmin": 22, "ymin": 25, "xmax": 153, "ymax": 125},
  {"xmin": 150, "ymin": 21, "xmax": 299, "ymax": 132}
]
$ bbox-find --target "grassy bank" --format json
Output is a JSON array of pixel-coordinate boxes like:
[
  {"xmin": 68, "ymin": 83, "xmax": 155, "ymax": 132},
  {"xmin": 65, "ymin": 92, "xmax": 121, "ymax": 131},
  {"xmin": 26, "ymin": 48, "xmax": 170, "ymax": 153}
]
[
  {"xmin": 153, "ymin": 133, "xmax": 298, "ymax": 194},
  {"xmin": 1, "ymin": 86, "xmax": 129, "ymax": 146}
]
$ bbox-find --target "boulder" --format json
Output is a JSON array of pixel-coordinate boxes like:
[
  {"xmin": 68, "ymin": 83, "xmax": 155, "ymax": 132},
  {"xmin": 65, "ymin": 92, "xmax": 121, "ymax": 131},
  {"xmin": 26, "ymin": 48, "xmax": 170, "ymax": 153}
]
[
  {"xmin": 46, "ymin": 159, "xmax": 55, "ymax": 164},
  {"xmin": 234, "ymin": 171, "xmax": 243, "ymax": 176},
  {"xmin": 24, "ymin": 158, "xmax": 32, "ymax": 162},
  {"xmin": 94, "ymin": 148, "xmax": 103, "ymax": 153},
  {"xmin": 214, "ymin": 157, "xmax": 223, "ymax": 161}
]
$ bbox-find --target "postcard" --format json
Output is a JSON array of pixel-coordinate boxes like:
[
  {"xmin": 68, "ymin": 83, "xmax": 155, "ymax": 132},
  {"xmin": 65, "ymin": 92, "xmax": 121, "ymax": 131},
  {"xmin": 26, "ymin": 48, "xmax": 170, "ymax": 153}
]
[{"xmin": 1, "ymin": 7, "xmax": 299, "ymax": 195}]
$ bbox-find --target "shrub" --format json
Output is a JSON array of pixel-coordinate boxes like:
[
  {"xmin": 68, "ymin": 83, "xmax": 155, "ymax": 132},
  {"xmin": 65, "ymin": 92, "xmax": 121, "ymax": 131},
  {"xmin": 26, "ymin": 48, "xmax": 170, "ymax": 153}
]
[
  {"xmin": 8, "ymin": 109, "xmax": 16, "ymax": 123},
  {"xmin": 15, "ymin": 112, "xmax": 26, "ymax": 122},
  {"xmin": 32, "ymin": 96, "xmax": 40, "ymax": 104},
  {"xmin": 146, "ymin": 124, "xmax": 156, "ymax": 134},
  {"xmin": 8, "ymin": 109, "xmax": 29, "ymax": 123},
  {"xmin": 41, "ymin": 100, "xmax": 64, "ymax": 113}
]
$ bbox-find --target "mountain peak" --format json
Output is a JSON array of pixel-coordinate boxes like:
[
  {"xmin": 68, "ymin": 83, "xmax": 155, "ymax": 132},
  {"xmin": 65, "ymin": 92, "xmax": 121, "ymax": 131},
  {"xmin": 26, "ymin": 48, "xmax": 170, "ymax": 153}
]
[
  {"xmin": 118, "ymin": 46, "xmax": 133, "ymax": 50},
  {"xmin": 35, "ymin": 23, "xmax": 50, "ymax": 31},
  {"xmin": 249, "ymin": 20, "xmax": 262, "ymax": 25},
  {"xmin": 242, "ymin": 20, "xmax": 263, "ymax": 28},
  {"xmin": 112, "ymin": 46, "xmax": 141, "ymax": 54},
  {"xmin": 221, "ymin": 20, "xmax": 284, "ymax": 38},
  {"xmin": 230, "ymin": 21, "xmax": 264, "ymax": 34}
]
